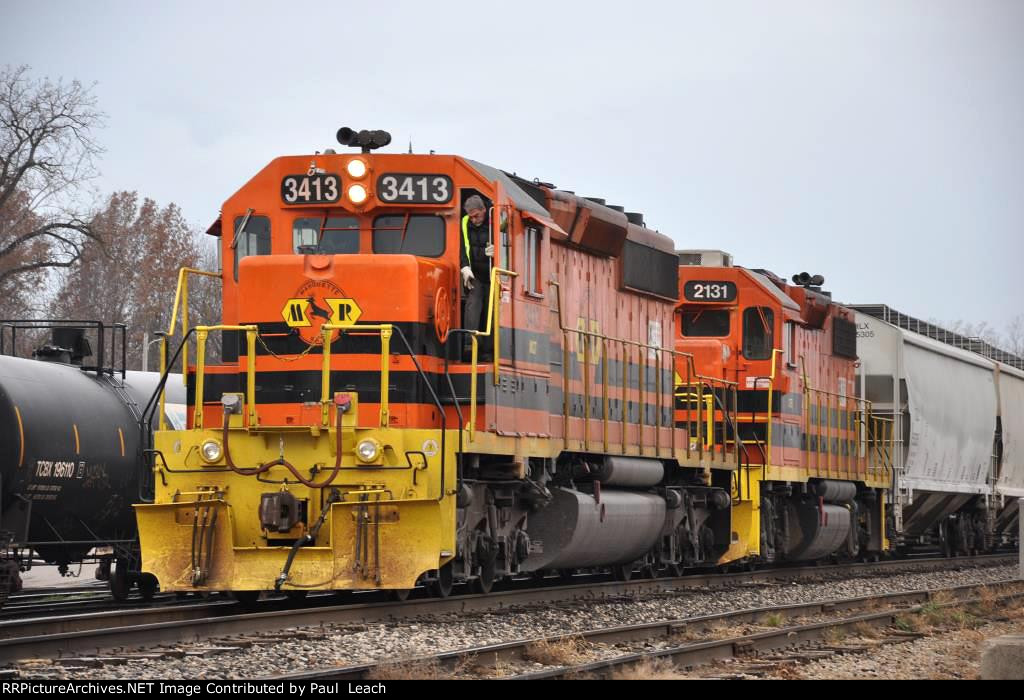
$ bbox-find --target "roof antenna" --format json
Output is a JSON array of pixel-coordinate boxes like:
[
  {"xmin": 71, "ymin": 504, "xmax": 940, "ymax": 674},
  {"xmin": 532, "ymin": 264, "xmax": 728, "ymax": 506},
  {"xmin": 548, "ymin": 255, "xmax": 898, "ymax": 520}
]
[{"xmin": 408, "ymin": 138, "xmax": 413, "ymax": 154}]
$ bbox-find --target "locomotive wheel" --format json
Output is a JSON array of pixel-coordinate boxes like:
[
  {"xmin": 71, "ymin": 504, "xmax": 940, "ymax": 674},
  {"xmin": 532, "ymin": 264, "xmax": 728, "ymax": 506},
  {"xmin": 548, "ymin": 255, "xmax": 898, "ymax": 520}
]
[
  {"xmin": 666, "ymin": 563, "xmax": 685, "ymax": 578},
  {"xmin": 391, "ymin": 588, "xmax": 413, "ymax": 602},
  {"xmin": 612, "ymin": 564, "xmax": 633, "ymax": 582},
  {"xmin": 429, "ymin": 563, "xmax": 454, "ymax": 598},
  {"xmin": 472, "ymin": 557, "xmax": 496, "ymax": 595},
  {"xmin": 110, "ymin": 561, "xmax": 131, "ymax": 602},
  {"xmin": 137, "ymin": 573, "xmax": 159, "ymax": 602}
]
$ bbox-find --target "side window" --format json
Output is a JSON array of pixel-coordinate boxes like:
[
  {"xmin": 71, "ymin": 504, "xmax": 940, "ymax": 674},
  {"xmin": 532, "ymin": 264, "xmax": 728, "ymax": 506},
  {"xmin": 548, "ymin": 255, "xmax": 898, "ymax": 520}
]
[
  {"xmin": 784, "ymin": 321, "xmax": 797, "ymax": 367},
  {"xmin": 742, "ymin": 307, "xmax": 774, "ymax": 360},
  {"xmin": 293, "ymin": 217, "xmax": 359, "ymax": 254},
  {"xmin": 525, "ymin": 225, "xmax": 542, "ymax": 295},
  {"xmin": 233, "ymin": 215, "xmax": 270, "ymax": 281},
  {"xmin": 682, "ymin": 310, "xmax": 730, "ymax": 337},
  {"xmin": 372, "ymin": 215, "xmax": 445, "ymax": 257}
]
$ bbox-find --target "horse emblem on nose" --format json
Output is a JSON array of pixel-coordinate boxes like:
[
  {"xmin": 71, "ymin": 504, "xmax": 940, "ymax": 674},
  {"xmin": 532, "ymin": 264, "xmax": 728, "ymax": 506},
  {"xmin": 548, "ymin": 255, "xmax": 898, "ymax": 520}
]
[{"xmin": 280, "ymin": 279, "xmax": 361, "ymax": 345}]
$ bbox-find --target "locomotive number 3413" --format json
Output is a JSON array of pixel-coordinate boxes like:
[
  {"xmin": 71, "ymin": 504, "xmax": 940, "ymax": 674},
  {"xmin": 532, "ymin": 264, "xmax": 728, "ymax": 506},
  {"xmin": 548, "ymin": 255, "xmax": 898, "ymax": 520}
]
[
  {"xmin": 281, "ymin": 174, "xmax": 341, "ymax": 204},
  {"xmin": 377, "ymin": 174, "xmax": 452, "ymax": 204}
]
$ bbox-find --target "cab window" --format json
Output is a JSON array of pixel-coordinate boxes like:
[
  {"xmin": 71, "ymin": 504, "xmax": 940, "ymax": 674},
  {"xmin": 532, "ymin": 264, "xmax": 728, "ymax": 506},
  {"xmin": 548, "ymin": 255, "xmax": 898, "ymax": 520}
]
[
  {"xmin": 525, "ymin": 225, "xmax": 542, "ymax": 295},
  {"xmin": 372, "ymin": 215, "xmax": 445, "ymax": 257},
  {"xmin": 233, "ymin": 215, "xmax": 270, "ymax": 281},
  {"xmin": 682, "ymin": 309, "xmax": 730, "ymax": 337},
  {"xmin": 743, "ymin": 307, "xmax": 774, "ymax": 359},
  {"xmin": 293, "ymin": 217, "xmax": 359, "ymax": 254}
]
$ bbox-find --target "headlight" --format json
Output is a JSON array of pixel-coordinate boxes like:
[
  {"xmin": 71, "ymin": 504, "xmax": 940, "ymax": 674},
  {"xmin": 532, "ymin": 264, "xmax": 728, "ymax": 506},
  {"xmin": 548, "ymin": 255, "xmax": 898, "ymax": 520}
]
[
  {"xmin": 356, "ymin": 438, "xmax": 381, "ymax": 463},
  {"xmin": 200, "ymin": 439, "xmax": 223, "ymax": 463},
  {"xmin": 348, "ymin": 183, "xmax": 368, "ymax": 204},
  {"xmin": 346, "ymin": 159, "xmax": 367, "ymax": 178}
]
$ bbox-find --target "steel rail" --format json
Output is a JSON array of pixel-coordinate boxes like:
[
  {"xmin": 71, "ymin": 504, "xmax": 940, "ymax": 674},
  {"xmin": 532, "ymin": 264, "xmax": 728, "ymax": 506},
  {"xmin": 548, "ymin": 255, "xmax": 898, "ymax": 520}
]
[
  {"xmin": 0, "ymin": 553, "xmax": 1015, "ymax": 665},
  {"xmin": 268, "ymin": 580, "xmax": 1024, "ymax": 681}
]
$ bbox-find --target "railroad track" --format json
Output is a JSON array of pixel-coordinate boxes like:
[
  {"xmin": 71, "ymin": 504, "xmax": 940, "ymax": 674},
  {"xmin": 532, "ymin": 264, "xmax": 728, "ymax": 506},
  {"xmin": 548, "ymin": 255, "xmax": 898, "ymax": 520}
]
[
  {"xmin": 0, "ymin": 553, "xmax": 1015, "ymax": 669},
  {"xmin": 269, "ymin": 580, "xmax": 1024, "ymax": 681},
  {"xmin": 0, "ymin": 592, "xmax": 182, "ymax": 621}
]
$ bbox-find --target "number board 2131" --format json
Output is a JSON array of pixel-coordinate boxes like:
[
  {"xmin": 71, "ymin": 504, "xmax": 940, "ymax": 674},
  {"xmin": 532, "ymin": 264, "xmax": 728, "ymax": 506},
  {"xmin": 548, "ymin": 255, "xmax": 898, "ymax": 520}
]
[{"xmin": 683, "ymin": 280, "xmax": 737, "ymax": 302}]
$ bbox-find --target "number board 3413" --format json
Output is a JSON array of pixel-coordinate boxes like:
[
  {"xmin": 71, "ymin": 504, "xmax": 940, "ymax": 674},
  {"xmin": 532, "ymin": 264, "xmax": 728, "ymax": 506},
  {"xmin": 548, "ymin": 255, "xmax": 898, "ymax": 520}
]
[
  {"xmin": 683, "ymin": 280, "xmax": 737, "ymax": 302},
  {"xmin": 281, "ymin": 173, "xmax": 341, "ymax": 204},
  {"xmin": 377, "ymin": 174, "xmax": 452, "ymax": 204}
]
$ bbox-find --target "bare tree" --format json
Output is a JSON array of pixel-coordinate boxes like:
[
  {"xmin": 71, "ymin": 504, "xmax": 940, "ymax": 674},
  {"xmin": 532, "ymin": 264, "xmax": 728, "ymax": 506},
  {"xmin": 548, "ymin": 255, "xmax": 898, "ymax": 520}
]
[
  {"xmin": 932, "ymin": 318, "xmax": 1004, "ymax": 348},
  {"xmin": 52, "ymin": 191, "xmax": 204, "ymax": 370},
  {"xmin": 1005, "ymin": 315, "xmax": 1024, "ymax": 357},
  {"xmin": 0, "ymin": 65, "xmax": 104, "ymax": 318}
]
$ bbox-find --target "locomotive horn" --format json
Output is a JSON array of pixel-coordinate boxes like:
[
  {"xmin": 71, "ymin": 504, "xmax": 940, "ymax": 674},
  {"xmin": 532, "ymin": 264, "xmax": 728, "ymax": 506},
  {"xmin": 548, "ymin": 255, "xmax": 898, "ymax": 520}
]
[
  {"xmin": 810, "ymin": 274, "xmax": 825, "ymax": 286},
  {"xmin": 792, "ymin": 272, "xmax": 811, "ymax": 286},
  {"xmin": 368, "ymin": 130, "xmax": 392, "ymax": 148},
  {"xmin": 336, "ymin": 127, "xmax": 393, "ymax": 153},
  {"xmin": 336, "ymin": 127, "xmax": 357, "ymax": 145}
]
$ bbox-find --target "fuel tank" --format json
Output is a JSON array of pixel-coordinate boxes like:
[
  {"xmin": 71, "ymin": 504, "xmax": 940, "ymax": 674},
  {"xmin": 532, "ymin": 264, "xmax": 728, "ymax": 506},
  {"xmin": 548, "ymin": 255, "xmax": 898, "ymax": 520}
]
[
  {"xmin": 522, "ymin": 486, "xmax": 667, "ymax": 571},
  {"xmin": 784, "ymin": 501, "xmax": 853, "ymax": 561}
]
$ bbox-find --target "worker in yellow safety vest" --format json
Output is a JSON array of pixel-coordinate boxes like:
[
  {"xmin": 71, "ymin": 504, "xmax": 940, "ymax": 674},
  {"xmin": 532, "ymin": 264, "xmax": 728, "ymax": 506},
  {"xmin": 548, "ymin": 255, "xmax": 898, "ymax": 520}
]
[{"xmin": 460, "ymin": 195, "xmax": 494, "ymax": 345}]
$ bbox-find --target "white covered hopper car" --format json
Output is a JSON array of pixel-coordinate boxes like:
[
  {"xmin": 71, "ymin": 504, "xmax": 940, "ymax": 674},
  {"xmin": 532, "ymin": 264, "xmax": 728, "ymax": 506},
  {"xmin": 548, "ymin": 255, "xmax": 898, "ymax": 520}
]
[{"xmin": 852, "ymin": 305, "xmax": 1022, "ymax": 552}]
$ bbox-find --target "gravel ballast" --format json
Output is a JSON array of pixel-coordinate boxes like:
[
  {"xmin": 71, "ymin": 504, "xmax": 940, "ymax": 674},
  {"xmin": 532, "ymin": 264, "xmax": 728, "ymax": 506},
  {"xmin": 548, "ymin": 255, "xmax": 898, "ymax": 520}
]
[{"xmin": 8, "ymin": 562, "xmax": 1020, "ymax": 680}]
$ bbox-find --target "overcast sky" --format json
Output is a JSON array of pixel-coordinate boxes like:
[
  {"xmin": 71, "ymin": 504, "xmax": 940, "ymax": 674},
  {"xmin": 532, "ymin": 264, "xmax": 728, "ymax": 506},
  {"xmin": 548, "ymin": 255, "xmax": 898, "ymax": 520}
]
[{"xmin": 3, "ymin": 1, "xmax": 1021, "ymax": 332}]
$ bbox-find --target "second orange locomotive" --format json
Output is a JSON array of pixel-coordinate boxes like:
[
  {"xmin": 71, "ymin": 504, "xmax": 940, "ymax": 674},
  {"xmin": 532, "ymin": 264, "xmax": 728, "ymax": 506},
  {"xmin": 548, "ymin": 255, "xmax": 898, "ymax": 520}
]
[{"xmin": 674, "ymin": 253, "xmax": 892, "ymax": 565}]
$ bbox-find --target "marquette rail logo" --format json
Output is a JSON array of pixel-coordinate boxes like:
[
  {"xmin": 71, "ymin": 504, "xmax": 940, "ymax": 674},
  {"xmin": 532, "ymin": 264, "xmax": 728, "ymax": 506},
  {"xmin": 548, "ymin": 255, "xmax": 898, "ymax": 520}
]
[{"xmin": 281, "ymin": 279, "xmax": 363, "ymax": 345}]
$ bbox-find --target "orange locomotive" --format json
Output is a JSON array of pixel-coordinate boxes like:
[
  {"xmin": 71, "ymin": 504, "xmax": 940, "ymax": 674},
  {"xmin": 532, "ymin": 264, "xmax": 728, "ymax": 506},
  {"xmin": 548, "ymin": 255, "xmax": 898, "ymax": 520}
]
[
  {"xmin": 136, "ymin": 128, "xmax": 738, "ymax": 599},
  {"xmin": 674, "ymin": 252, "xmax": 892, "ymax": 565}
]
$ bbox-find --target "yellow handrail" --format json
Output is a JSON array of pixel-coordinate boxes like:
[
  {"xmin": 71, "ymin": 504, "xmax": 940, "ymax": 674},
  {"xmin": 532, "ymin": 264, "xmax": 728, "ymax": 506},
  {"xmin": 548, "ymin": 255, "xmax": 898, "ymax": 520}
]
[
  {"xmin": 320, "ymin": 324, "xmax": 393, "ymax": 429},
  {"xmin": 799, "ymin": 382, "xmax": 895, "ymax": 480},
  {"xmin": 167, "ymin": 267, "xmax": 222, "ymax": 338},
  {"xmin": 192, "ymin": 324, "xmax": 258, "ymax": 429},
  {"xmin": 160, "ymin": 267, "xmax": 222, "ymax": 431},
  {"xmin": 451, "ymin": 276, "xmax": 740, "ymax": 467},
  {"xmin": 465, "ymin": 267, "xmax": 517, "ymax": 440}
]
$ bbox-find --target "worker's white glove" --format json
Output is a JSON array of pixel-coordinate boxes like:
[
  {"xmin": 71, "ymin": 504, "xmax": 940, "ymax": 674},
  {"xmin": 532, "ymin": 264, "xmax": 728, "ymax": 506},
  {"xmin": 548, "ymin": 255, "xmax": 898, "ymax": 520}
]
[
  {"xmin": 461, "ymin": 266, "xmax": 474, "ymax": 290},
  {"xmin": 484, "ymin": 243, "xmax": 494, "ymax": 258}
]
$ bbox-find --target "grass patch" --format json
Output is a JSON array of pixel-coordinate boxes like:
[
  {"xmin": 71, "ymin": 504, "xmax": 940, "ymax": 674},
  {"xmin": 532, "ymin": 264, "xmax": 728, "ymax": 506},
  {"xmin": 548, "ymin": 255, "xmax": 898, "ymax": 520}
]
[
  {"xmin": 893, "ymin": 615, "xmax": 926, "ymax": 634},
  {"xmin": 821, "ymin": 626, "xmax": 847, "ymax": 645},
  {"xmin": 975, "ymin": 586, "xmax": 998, "ymax": 614},
  {"xmin": 523, "ymin": 636, "xmax": 590, "ymax": 666}
]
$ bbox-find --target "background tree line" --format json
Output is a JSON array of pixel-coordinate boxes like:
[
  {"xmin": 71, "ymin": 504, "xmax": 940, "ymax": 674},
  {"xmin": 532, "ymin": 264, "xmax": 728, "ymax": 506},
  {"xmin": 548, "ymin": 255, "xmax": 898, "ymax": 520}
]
[{"xmin": 0, "ymin": 65, "xmax": 219, "ymax": 369}]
